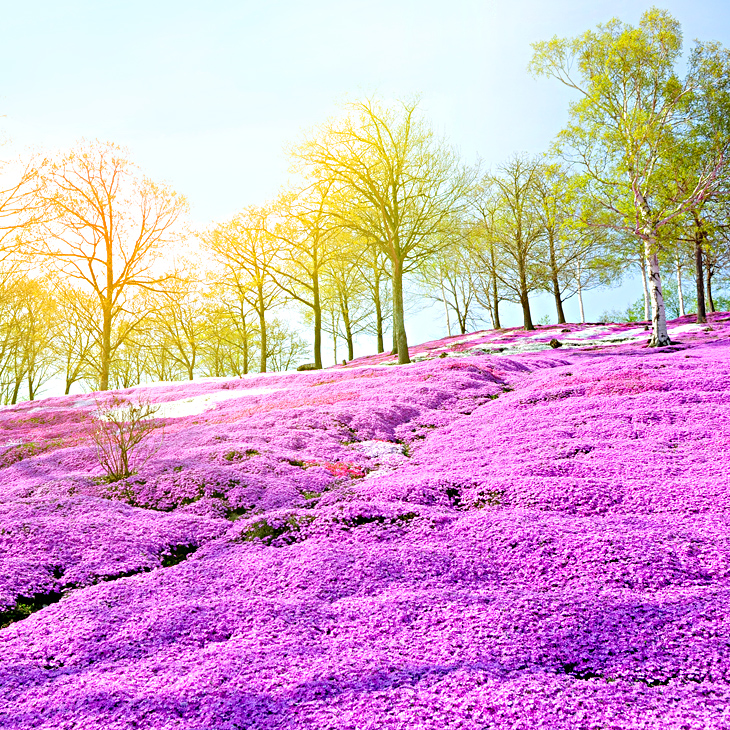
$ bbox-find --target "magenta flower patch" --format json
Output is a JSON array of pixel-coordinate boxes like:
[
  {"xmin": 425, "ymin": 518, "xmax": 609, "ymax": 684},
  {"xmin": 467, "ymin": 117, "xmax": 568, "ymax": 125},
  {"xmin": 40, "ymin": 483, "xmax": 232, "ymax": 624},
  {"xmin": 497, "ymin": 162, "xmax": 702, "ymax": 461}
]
[{"xmin": 1, "ymin": 315, "xmax": 730, "ymax": 729}]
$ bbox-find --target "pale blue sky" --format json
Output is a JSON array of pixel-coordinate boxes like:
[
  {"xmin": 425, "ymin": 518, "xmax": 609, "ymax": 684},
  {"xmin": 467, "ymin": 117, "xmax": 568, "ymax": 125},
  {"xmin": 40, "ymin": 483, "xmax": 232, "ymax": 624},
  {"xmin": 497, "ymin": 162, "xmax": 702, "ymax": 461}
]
[{"xmin": 2, "ymin": 0, "xmax": 729, "ymax": 346}]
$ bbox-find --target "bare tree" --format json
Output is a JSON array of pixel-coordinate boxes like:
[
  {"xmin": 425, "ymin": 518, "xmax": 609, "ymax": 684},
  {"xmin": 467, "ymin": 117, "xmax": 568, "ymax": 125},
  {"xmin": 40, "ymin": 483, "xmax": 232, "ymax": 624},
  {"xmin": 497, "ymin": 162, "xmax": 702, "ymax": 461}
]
[
  {"xmin": 30, "ymin": 140, "xmax": 187, "ymax": 390},
  {"xmin": 355, "ymin": 239, "xmax": 391, "ymax": 352},
  {"xmin": 468, "ymin": 182, "xmax": 506, "ymax": 330},
  {"xmin": 52, "ymin": 282, "xmax": 99, "ymax": 394},
  {"xmin": 489, "ymin": 155, "xmax": 546, "ymax": 330},
  {"xmin": 205, "ymin": 207, "xmax": 282, "ymax": 373},
  {"xmin": 266, "ymin": 183, "xmax": 337, "ymax": 369},
  {"xmin": 92, "ymin": 398, "xmax": 163, "ymax": 482},
  {"xmin": 149, "ymin": 270, "xmax": 207, "ymax": 381},
  {"xmin": 419, "ymin": 230, "xmax": 478, "ymax": 335},
  {"xmin": 266, "ymin": 319, "xmax": 310, "ymax": 371},
  {"xmin": 321, "ymin": 232, "xmax": 374, "ymax": 360}
]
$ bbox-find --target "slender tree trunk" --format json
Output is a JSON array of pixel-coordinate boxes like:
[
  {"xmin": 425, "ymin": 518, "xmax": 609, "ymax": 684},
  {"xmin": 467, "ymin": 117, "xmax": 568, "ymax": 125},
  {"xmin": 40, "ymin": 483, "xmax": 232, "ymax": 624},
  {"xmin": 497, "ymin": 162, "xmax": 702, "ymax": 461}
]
[
  {"xmin": 10, "ymin": 373, "xmax": 22, "ymax": 405},
  {"xmin": 645, "ymin": 244, "xmax": 671, "ymax": 347},
  {"xmin": 340, "ymin": 294, "xmax": 354, "ymax": 362},
  {"xmin": 552, "ymin": 275, "xmax": 566, "ymax": 325},
  {"xmin": 243, "ymin": 319, "xmax": 249, "ymax": 375},
  {"xmin": 640, "ymin": 257, "xmax": 650, "ymax": 322},
  {"xmin": 578, "ymin": 288, "xmax": 585, "ymax": 324},
  {"xmin": 491, "ymin": 268, "xmax": 501, "ymax": 329},
  {"xmin": 489, "ymin": 247, "xmax": 502, "ymax": 330},
  {"xmin": 706, "ymin": 265, "xmax": 715, "ymax": 313},
  {"xmin": 520, "ymin": 291, "xmax": 534, "ymax": 330},
  {"xmin": 576, "ymin": 260, "xmax": 586, "ymax": 324},
  {"xmin": 695, "ymin": 232, "xmax": 707, "ymax": 324},
  {"xmin": 392, "ymin": 260, "xmax": 410, "ymax": 364},
  {"xmin": 345, "ymin": 323, "xmax": 354, "ymax": 362},
  {"xmin": 100, "ymin": 303, "xmax": 112, "ymax": 391},
  {"xmin": 676, "ymin": 256, "xmax": 685, "ymax": 317},
  {"xmin": 440, "ymin": 277, "xmax": 452, "ymax": 337},
  {"xmin": 258, "ymin": 312, "xmax": 267, "ymax": 374},
  {"xmin": 313, "ymin": 275, "xmax": 322, "ymax": 369},
  {"xmin": 517, "ymin": 258, "xmax": 534, "ymax": 331},
  {"xmin": 255, "ymin": 282, "xmax": 267, "ymax": 373},
  {"xmin": 548, "ymin": 236, "xmax": 566, "ymax": 324},
  {"xmin": 373, "ymin": 269, "xmax": 384, "ymax": 353}
]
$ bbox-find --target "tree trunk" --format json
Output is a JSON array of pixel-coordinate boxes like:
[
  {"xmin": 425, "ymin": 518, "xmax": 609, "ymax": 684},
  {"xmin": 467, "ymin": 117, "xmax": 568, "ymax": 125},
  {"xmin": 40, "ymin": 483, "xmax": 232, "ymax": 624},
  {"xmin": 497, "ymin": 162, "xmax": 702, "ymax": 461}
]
[
  {"xmin": 440, "ymin": 277, "xmax": 452, "ymax": 337},
  {"xmin": 10, "ymin": 373, "xmax": 22, "ymax": 405},
  {"xmin": 646, "ymin": 246, "xmax": 670, "ymax": 347},
  {"xmin": 576, "ymin": 260, "xmax": 586, "ymax": 324},
  {"xmin": 706, "ymin": 265, "xmax": 715, "ymax": 313},
  {"xmin": 517, "ymin": 259, "xmax": 534, "ymax": 331},
  {"xmin": 552, "ymin": 275, "xmax": 566, "ymax": 325},
  {"xmin": 676, "ymin": 256, "xmax": 685, "ymax": 317},
  {"xmin": 100, "ymin": 304, "xmax": 112, "ymax": 391},
  {"xmin": 373, "ymin": 270, "xmax": 384, "ymax": 353},
  {"xmin": 258, "ymin": 310, "xmax": 267, "ymax": 374},
  {"xmin": 346, "ymin": 327, "xmax": 354, "ymax": 362},
  {"xmin": 340, "ymin": 296, "xmax": 354, "ymax": 362},
  {"xmin": 548, "ymin": 235, "xmax": 566, "ymax": 324},
  {"xmin": 695, "ymin": 234, "xmax": 707, "ymax": 324},
  {"xmin": 489, "ymin": 247, "xmax": 501, "ymax": 330},
  {"xmin": 243, "ymin": 320, "xmax": 249, "ymax": 375},
  {"xmin": 313, "ymin": 275, "xmax": 322, "ymax": 369},
  {"xmin": 392, "ymin": 260, "xmax": 410, "ymax": 364},
  {"xmin": 520, "ymin": 292, "xmax": 534, "ymax": 331},
  {"xmin": 491, "ymin": 268, "xmax": 501, "ymax": 330}
]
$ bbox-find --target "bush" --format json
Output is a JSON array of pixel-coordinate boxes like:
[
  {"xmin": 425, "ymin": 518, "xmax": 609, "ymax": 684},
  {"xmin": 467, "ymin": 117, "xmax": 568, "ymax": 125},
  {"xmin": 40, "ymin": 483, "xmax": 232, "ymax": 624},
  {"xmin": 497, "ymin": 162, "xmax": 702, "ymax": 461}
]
[{"xmin": 91, "ymin": 398, "xmax": 164, "ymax": 482}]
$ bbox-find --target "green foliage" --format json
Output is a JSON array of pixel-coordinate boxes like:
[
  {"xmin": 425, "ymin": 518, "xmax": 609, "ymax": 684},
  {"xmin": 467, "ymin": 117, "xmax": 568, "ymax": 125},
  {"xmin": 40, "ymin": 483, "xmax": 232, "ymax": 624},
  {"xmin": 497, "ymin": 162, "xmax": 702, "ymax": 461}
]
[
  {"xmin": 713, "ymin": 294, "xmax": 730, "ymax": 312},
  {"xmin": 600, "ymin": 298, "xmax": 646, "ymax": 324}
]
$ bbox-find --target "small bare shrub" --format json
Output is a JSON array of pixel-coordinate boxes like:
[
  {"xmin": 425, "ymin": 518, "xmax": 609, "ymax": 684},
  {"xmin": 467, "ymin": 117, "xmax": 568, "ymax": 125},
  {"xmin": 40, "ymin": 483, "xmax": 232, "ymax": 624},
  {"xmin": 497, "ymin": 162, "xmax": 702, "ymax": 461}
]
[{"xmin": 91, "ymin": 397, "xmax": 164, "ymax": 482}]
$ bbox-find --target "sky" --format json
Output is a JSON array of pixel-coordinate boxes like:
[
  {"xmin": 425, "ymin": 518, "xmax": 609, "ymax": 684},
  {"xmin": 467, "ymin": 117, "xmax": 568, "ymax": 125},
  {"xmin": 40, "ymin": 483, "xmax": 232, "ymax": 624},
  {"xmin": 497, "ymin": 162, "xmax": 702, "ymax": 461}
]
[{"xmin": 2, "ymin": 0, "xmax": 729, "ymax": 359}]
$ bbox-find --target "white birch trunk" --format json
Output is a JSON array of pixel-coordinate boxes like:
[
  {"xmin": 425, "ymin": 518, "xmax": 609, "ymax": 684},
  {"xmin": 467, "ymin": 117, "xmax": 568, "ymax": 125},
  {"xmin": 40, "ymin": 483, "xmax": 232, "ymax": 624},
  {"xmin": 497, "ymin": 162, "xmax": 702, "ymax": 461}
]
[
  {"xmin": 576, "ymin": 259, "xmax": 586, "ymax": 323},
  {"xmin": 646, "ymin": 244, "xmax": 671, "ymax": 347}
]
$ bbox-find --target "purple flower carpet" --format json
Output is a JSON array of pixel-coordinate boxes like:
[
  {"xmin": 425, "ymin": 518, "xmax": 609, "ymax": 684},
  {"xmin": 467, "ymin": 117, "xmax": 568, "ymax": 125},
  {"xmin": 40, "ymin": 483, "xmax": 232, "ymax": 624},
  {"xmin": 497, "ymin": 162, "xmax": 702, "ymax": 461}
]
[{"xmin": 1, "ymin": 314, "xmax": 730, "ymax": 729}]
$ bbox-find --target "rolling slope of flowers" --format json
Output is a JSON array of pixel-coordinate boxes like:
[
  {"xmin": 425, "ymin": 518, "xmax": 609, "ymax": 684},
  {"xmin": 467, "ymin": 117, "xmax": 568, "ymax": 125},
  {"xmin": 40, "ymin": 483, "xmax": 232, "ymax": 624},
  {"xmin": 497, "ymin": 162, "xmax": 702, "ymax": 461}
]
[{"xmin": 1, "ymin": 314, "xmax": 730, "ymax": 729}]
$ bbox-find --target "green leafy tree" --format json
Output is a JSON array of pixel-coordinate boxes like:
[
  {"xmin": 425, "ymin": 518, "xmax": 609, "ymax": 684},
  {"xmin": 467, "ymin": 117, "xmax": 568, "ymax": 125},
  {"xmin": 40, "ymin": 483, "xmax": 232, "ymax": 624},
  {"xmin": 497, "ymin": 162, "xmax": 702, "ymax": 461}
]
[
  {"xmin": 531, "ymin": 9, "xmax": 728, "ymax": 345},
  {"xmin": 293, "ymin": 98, "xmax": 474, "ymax": 364}
]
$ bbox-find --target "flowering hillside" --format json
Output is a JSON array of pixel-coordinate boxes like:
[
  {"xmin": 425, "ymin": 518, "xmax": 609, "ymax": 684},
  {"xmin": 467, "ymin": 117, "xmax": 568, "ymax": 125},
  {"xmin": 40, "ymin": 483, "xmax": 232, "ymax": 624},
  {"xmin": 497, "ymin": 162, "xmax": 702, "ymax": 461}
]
[{"xmin": 1, "ymin": 314, "xmax": 730, "ymax": 729}]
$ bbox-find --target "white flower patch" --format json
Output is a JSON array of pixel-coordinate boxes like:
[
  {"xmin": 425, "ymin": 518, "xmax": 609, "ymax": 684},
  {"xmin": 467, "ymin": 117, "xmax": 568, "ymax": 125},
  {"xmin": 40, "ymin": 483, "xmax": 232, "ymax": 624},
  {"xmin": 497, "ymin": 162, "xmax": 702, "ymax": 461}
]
[
  {"xmin": 72, "ymin": 399, "xmax": 96, "ymax": 408},
  {"xmin": 351, "ymin": 440, "xmax": 408, "ymax": 477},
  {"xmin": 668, "ymin": 323, "xmax": 711, "ymax": 335},
  {"xmin": 352, "ymin": 440, "xmax": 407, "ymax": 459},
  {"xmin": 103, "ymin": 387, "xmax": 280, "ymax": 421}
]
